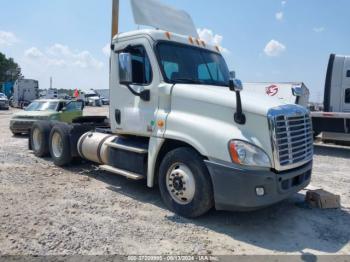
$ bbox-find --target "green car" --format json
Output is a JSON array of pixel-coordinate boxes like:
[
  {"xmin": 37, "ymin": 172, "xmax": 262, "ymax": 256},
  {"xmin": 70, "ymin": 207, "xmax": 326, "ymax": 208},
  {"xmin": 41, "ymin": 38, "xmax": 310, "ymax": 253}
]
[{"xmin": 10, "ymin": 99, "xmax": 84, "ymax": 135}]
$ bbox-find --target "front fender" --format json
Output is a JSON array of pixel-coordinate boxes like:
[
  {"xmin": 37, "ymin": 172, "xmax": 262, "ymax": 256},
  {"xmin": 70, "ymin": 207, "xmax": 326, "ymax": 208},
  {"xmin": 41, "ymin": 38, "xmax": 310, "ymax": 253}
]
[{"xmin": 165, "ymin": 110, "xmax": 272, "ymax": 163}]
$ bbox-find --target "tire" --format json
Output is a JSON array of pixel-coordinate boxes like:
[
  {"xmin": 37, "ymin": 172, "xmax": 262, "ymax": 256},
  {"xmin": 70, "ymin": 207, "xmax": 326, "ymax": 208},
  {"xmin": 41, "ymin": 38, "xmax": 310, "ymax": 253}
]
[
  {"xmin": 30, "ymin": 121, "xmax": 52, "ymax": 157},
  {"xmin": 49, "ymin": 123, "xmax": 72, "ymax": 166},
  {"xmin": 158, "ymin": 147, "xmax": 214, "ymax": 218}
]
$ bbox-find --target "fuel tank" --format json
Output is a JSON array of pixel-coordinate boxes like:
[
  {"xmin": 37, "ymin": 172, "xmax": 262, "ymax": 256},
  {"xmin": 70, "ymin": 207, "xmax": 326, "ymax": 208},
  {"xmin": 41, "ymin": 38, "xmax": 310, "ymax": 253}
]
[{"xmin": 77, "ymin": 132, "xmax": 117, "ymax": 164}]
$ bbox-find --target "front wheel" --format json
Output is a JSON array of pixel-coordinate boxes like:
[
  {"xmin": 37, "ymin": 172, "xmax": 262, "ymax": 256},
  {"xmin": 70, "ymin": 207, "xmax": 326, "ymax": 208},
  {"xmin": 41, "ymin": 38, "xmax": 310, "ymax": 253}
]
[{"xmin": 158, "ymin": 147, "xmax": 214, "ymax": 218}]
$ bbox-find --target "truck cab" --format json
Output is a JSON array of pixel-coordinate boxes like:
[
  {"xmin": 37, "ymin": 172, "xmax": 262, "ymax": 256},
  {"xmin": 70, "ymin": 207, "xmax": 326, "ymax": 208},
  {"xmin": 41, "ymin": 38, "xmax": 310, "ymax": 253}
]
[{"xmin": 106, "ymin": 29, "xmax": 313, "ymax": 215}]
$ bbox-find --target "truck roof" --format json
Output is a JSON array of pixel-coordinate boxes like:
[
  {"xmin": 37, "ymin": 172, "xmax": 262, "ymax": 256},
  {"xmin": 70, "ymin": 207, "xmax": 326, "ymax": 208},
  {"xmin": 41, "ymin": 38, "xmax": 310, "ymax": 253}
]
[{"xmin": 114, "ymin": 29, "xmax": 221, "ymax": 54}]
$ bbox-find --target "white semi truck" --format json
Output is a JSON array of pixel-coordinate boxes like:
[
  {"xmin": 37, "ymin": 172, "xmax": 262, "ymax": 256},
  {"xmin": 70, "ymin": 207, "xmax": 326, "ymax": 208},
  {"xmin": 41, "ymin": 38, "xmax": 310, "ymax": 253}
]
[
  {"xmin": 28, "ymin": 0, "xmax": 313, "ymax": 217},
  {"xmin": 11, "ymin": 79, "xmax": 39, "ymax": 108},
  {"xmin": 311, "ymin": 54, "xmax": 350, "ymax": 142}
]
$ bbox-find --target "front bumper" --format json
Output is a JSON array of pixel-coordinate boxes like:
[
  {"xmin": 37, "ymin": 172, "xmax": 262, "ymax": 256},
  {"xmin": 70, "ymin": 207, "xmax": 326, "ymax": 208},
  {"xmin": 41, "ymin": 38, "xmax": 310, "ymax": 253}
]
[
  {"xmin": 10, "ymin": 119, "xmax": 37, "ymax": 134},
  {"xmin": 0, "ymin": 102, "xmax": 9, "ymax": 109},
  {"xmin": 205, "ymin": 160, "xmax": 312, "ymax": 211}
]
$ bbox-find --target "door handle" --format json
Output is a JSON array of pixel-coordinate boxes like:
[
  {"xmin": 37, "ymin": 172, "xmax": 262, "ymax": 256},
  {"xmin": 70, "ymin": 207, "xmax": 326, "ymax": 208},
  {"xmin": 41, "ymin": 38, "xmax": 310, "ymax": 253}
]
[{"xmin": 115, "ymin": 109, "xmax": 121, "ymax": 124}]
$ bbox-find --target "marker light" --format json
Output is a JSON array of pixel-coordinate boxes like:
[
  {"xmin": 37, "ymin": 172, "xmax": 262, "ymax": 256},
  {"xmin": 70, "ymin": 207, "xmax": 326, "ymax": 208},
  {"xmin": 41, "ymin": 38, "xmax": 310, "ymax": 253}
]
[{"xmin": 165, "ymin": 32, "xmax": 171, "ymax": 40}]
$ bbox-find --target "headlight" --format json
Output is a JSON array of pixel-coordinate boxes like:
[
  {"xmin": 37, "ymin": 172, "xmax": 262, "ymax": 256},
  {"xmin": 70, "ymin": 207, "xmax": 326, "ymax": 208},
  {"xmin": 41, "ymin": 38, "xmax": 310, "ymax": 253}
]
[{"xmin": 228, "ymin": 140, "xmax": 271, "ymax": 168}]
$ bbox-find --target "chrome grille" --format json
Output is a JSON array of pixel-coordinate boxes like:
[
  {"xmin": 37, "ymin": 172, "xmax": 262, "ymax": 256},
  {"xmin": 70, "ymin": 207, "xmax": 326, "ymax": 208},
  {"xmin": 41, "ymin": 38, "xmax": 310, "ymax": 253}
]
[{"xmin": 268, "ymin": 105, "xmax": 313, "ymax": 171}]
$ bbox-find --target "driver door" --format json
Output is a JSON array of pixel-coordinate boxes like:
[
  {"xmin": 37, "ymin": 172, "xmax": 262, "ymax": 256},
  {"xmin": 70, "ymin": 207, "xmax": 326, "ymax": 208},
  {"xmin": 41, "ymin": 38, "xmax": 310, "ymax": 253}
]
[
  {"xmin": 110, "ymin": 37, "xmax": 160, "ymax": 136},
  {"xmin": 60, "ymin": 101, "xmax": 84, "ymax": 123}
]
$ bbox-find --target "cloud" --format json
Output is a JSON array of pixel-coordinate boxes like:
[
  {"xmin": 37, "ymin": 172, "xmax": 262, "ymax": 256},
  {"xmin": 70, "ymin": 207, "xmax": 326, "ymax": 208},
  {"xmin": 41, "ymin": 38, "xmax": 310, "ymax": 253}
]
[
  {"xmin": 197, "ymin": 28, "xmax": 229, "ymax": 53},
  {"xmin": 25, "ymin": 43, "xmax": 103, "ymax": 69},
  {"xmin": 281, "ymin": 1, "xmax": 287, "ymax": 7},
  {"xmin": 47, "ymin": 44, "xmax": 71, "ymax": 57},
  {"xmin": 264, "ymin": 39, "xmax": 286, "ymax": 57},
  {"xmin": 275, "ymin": 12, "xmax": 284, "ymax": 21},
  {"xmin": 25, "ymin": 47, "xmax": 44, "ymax": 59},
  {"xmin": 313, "ymin": 27, "xmax": 325, "ymax": 33},
  {"xmin": 0, "ymin": 31, "xmax": 19, "ymax": 46},
  {"xmin": 102, "ymin": 43, "xmax": 110, "ymax": 57}
]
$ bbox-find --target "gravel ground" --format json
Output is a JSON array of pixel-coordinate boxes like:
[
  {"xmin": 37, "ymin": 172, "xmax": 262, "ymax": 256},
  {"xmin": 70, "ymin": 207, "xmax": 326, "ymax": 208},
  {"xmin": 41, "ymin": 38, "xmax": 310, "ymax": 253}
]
[{"xmin": 0, "ymin": 106, "xmax": 349, "ymax": 256}]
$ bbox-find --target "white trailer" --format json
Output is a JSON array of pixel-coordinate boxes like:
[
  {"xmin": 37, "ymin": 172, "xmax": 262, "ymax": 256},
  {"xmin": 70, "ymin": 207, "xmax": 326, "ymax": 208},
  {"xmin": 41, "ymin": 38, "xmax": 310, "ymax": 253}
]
[
  {"xmin": 27, "ymin": 0, "xmax": 313, "ymax": 218},
  {"xmin": 311, "ymin": 54, "xmax": 350, "ymax": 142},
  {"xmin": 11, "ymin": 79, "xmax": 39, "ymax": 108}
]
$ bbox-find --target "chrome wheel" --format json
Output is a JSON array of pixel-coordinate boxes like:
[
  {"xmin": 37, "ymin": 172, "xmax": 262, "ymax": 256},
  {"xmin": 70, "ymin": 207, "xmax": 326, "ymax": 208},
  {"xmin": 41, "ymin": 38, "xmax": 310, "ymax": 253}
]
[
  {"xmin": 51, "ymin": 132, "xmax": 63, "ymax": 158},
  {"xmin": 32, "ymin": 128, "xmax": 42, "ymax": 151},
  {"xmin": 166, "ymin": 163, "xmax": 195, "ymax": 205}
]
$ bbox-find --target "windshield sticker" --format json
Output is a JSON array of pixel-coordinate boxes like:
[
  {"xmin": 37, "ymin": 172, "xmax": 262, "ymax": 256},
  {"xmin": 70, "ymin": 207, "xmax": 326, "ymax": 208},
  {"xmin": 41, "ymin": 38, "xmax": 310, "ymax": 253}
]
[{"xmin": 266, "ymin": 85, "xmax": 279, "ymax": 96}]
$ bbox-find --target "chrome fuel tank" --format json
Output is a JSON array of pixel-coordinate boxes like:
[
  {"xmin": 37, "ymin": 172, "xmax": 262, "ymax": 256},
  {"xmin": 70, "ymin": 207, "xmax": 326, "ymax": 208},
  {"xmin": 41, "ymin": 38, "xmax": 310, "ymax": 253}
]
[{"xmin": 77, "ymin": 132, "xmax": 117, "ymax": 164}]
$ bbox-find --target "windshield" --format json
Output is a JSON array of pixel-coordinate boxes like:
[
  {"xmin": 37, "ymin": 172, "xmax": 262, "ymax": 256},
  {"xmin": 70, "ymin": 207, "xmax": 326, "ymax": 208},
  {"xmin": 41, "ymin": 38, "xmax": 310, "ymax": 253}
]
[
  {"xmin": 25, "ymin": 101, "xmax": 59, "ymax": 111},
  {"xmin": 0, "ymin": 93, "xmax": 6, "ymax": 98},
  {"xmin": 157, "ymin": 42, "xmax": 230, "ymax": 86}
]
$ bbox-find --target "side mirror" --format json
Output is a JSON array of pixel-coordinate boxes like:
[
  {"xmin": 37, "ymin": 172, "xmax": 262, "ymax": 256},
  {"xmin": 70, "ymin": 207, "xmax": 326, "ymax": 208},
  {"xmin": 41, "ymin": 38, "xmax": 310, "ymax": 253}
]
[
  {"xmin": 229, "ymin": 79, "xmax": 243, "ymax": 92},
  {"xmin": 118, "ymin": 53, "xmax": 132, "ymax": 84},
  {"xmin": 292, "ymin": 86, "xmax": 304, "ymax": 97},
  {"xmin": 229, "ymin": 71, "xmax": 236, "ymax": 79}
]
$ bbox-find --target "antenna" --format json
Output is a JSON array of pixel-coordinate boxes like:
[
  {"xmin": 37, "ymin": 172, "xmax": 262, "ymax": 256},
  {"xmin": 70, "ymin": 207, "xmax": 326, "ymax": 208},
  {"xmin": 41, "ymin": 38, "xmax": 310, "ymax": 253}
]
[
  {"xmin": 50, "ymin": 76, "xmax": 53, "ymax": 89},
  {"xmin": 111, "ymin": 0, "xmax": 119, "ymax": 41}
]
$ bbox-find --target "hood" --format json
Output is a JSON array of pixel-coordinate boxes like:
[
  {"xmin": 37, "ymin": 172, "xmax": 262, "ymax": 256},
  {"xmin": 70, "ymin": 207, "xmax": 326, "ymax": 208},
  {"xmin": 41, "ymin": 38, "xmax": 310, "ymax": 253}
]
[
  {"xmin": 12, "ymin": 110, "xmax": 57, "ymax": 119},
  {"xmin": 173, "ymin": 84, "xmax": 290, "ymax": 116},
  {"xmin": 0, "ymin": 97, "xmax": 8, "ymax": 101}
]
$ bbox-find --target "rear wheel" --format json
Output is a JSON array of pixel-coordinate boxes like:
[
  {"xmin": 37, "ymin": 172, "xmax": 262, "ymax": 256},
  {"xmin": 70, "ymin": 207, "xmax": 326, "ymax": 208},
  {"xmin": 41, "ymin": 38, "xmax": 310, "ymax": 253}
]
[
  {"xmin": 30, "ymin": 121, "xmax": 52, "ymax": 157},
  {"xmin": 49, "ymin": 124, "xmax": 72, "ymax": 166},
  {"xmin": 158, "ymin": 147, "xmax": 214, "ymax": 218}
]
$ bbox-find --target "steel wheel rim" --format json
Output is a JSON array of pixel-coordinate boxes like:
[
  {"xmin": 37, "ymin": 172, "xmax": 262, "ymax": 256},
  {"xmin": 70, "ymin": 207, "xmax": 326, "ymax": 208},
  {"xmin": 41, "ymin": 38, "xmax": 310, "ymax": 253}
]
[
  {"xmin": 32, "ymin": 128, "xmax": 41, "ymax": 151},
  {"xmin": 166, "ymin": 162, "xmax": 195, "ymax": 205},
  {"xmin": 51, "ymin": 132, "xmax": 63, "ymax": 158}
]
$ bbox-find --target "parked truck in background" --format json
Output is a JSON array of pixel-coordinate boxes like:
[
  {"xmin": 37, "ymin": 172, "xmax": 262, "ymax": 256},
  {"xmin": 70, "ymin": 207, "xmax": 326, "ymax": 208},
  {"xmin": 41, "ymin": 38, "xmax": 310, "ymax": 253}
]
[
  {"xmin": 10, "ymin": 79, "xmax": 39, "ymax": 108},
  {"xmin": 311, "ymin": 54, "xmax": 350, "ymax": 142},
  {"xmin": 27, "ymin": 0, "xmax": 313, "ymax": 218}
]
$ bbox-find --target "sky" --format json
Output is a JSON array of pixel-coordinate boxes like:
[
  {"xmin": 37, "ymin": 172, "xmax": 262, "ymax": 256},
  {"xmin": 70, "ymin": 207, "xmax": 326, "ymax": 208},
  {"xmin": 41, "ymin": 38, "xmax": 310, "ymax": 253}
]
[{"xmin": 0, "ymin": 0, "xmax": 349, "ymax": 102}]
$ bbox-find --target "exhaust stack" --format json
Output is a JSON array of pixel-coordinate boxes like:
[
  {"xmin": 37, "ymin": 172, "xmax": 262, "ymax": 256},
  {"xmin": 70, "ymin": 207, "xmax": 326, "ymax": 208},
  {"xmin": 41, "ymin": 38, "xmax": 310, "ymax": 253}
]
[{"xmin": 111, "ymin": 0, "xmax": 119, "ymax": 41}]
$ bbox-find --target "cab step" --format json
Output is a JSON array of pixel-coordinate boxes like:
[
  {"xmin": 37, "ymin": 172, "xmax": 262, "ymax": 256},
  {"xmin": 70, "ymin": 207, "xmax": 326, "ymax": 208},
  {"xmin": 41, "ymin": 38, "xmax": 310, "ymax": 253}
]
[{"xmin": 99, "ymin": 165, "xmax": 145, "ymax": 180}]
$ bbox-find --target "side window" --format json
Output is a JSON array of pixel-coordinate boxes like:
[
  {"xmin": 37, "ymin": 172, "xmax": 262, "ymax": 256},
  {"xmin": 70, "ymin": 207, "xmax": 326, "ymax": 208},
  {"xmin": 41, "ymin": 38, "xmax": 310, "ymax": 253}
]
[
  {"xmin": 345, "ymin": 88, "xmax": 350, "ymax": 104},
  {"xmin": 347, "ymin": 70, "xmax": 350, "ymax": 78},
  {"xmin": 65, "ymin": 101, "xmax": 83, "ymax": 111},
  {"xmin": 129, "ymin": 46, "xmax": 152, "ymax": 85}
]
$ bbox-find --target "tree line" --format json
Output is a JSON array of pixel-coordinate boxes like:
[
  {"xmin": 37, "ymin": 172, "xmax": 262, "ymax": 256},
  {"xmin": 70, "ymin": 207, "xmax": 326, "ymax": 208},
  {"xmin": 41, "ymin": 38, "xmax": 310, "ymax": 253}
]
[{"xmin": 0, "ymin": 52, "xmax": 22, "ymax": 83}]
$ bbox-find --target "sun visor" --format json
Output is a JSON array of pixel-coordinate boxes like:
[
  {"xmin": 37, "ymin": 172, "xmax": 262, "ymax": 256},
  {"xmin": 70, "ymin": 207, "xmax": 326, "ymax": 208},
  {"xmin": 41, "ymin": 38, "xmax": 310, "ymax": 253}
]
[{"xmin": 130, "ymin": 0, "xmax": 198, "ymax": 37}]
